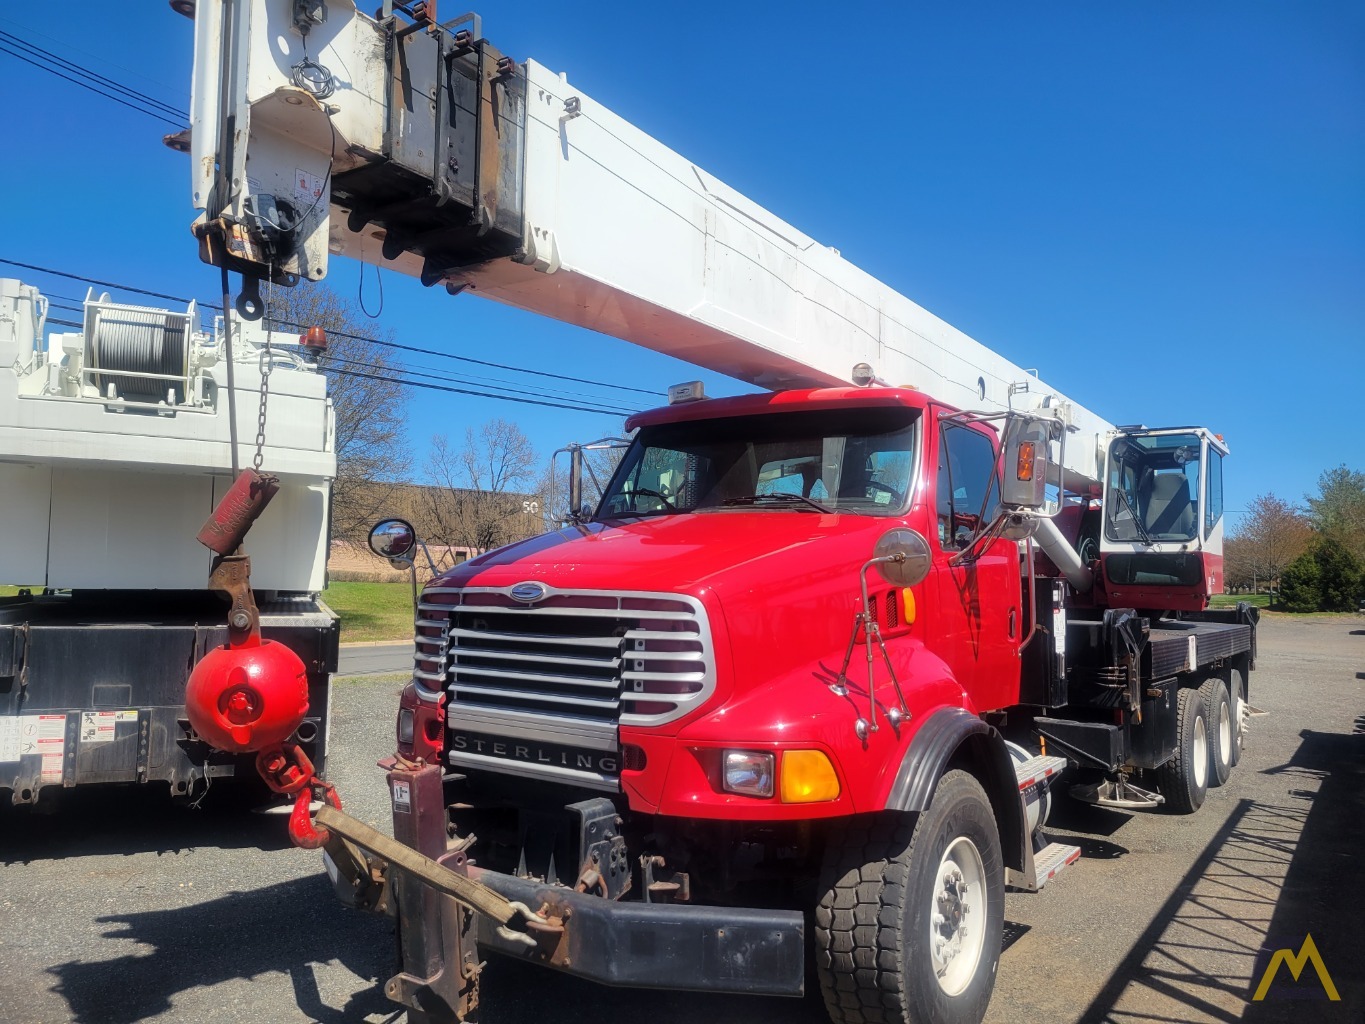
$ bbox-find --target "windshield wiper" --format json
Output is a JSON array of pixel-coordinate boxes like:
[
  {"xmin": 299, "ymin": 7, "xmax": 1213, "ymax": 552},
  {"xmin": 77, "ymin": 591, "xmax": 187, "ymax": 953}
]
[
  {"xmin": 722, "ymin": 493, "xmax": 836, "ymax": 513},
  {"xmin": 626, "ymin": 487, "xmax": 676, "ymax": 511},
  {"xmin": 1112, "ymin": 487, "xmax": 1153, "ymax": 545}
]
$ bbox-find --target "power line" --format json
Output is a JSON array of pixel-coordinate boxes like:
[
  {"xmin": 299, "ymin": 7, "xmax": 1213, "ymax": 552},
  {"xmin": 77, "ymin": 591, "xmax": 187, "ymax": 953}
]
[
  {"xmin": 0, "ymin": 259, "xmax": 197, "ymax": 306},
  {"xmin": 0, "ymin": 28, "xmax": 186, "ymax": 121},
  {"xmin": 269, "ymin": 316, "xmax": 661, "ymax": 398},
  {"xmin": 328, "ymin": 365, "xmax": 632, "ymax": 417},
  {"xmin": 0, "ymin": 35, "xmax": 184, "ymax": 128},
  {"xmin": 3, "ymin": 257, "xmax": 664, "ymax": 399},
  {"xmin": 320, "ymin": 350, "xmax": 639, "ymax": 410}
]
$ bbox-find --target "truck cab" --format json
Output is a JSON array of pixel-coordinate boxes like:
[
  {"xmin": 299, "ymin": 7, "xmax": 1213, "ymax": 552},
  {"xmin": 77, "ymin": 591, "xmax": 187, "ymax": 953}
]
[
  {"xmin": 405, "ymin": 387, "xmax": 1023, "ymax": 819},
  {"xmin": 361, "ymin": 383, "xmax": 1256, "ymax": 1024}
]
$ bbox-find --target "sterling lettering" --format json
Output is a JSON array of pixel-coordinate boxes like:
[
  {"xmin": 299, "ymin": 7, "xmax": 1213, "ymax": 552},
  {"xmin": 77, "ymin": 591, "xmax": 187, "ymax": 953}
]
[{"xmin": 451, "ymin": 732, "xmax": 618, "ymax": 774}]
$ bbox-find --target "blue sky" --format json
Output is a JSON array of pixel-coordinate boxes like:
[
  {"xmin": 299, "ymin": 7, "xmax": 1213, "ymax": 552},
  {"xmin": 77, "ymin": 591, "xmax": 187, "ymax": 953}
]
[{"xmin": 0, "ymin": 2, "xmax": 1360, "ymax": 526}]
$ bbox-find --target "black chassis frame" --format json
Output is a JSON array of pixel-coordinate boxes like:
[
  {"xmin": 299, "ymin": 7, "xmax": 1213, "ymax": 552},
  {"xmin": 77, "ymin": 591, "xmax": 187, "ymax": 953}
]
[
  {"xmin": 0, "ymin": 590, "xmax": 338, "ymax": 804},
  {"xmin": 1031, "ymin": 601, "xmax": 1258, "ymax": 773}
]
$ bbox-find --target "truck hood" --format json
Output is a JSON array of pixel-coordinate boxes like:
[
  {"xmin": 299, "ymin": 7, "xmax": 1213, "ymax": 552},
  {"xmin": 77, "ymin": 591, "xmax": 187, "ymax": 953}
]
[{"xmin": 440, "ymin": 512, "xmax": 891, "ymax": 595}]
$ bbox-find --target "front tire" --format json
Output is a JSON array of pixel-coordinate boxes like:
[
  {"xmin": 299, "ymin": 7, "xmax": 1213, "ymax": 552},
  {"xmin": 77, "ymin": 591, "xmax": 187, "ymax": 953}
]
[
  {"xmin": 815, "ymin": 770, "xmax": 1005, "ymax": 1024},
  {"xmin": 1156, "ymin": 686, "xmax": 1209, "ymax": 813},
  {"xmin": 1199, "ymin": 678, "xmax": 1233, "ymax": 787}
]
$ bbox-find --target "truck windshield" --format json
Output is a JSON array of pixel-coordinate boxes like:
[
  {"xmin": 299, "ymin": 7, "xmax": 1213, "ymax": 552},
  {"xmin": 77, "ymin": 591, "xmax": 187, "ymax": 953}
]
[
  {"xmin": 1105, "ymin": 432, "xmax": 1202, "ymax": 543},
  {"xmin": 597, "ymin": 407, "xmax": 919, "ymax": 518}
]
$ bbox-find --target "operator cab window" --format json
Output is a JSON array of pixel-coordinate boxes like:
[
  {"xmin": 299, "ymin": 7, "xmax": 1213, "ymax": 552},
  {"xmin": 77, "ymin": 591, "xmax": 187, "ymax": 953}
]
[
  {"xmin": 597, "ymin": 407, "xmax": 919, "ymax": 518},
  {"xmin": 1105, "ymin": 432, "xmax": 1202, "ymax": 543},
  {"xmin": 936, "ymin": 423, "xmax": 1000, "ymax": 549}
]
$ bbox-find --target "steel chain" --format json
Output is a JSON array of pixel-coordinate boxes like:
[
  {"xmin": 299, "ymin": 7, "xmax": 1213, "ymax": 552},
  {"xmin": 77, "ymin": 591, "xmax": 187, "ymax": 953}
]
[{"xmin": 253, "ymin": 280, "xmax": 273, "ymax": 472}]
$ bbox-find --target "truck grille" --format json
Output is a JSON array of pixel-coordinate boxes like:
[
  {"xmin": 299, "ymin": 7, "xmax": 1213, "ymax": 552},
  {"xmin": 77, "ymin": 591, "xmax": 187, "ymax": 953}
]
[{"xmin": 413, "ymin": 585, "xmax": 715, "ymax": 791}]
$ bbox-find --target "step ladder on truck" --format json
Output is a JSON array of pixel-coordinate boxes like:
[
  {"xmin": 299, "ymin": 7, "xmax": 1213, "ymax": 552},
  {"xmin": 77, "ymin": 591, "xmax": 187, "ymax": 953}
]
[{"xmin": 173, "ymin": 3, "xmax": 1260, "ymax": 1023}]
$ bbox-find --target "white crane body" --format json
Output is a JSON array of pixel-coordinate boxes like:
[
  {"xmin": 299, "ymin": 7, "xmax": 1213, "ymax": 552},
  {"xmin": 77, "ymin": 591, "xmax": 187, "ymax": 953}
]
[
  {"xmin": 187, "ymin": 0, "xmax": 1116, "ymax": 489},
  {"xmin": 0, "ymin": 279, "xmax": 334, "ymax": 592}
]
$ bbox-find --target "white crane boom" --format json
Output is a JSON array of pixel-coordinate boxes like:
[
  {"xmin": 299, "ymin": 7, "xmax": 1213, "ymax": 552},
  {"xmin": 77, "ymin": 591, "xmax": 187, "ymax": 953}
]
[{"xmin": 184, "ymin": 1, "xmax": 1114, "ymax": 487}]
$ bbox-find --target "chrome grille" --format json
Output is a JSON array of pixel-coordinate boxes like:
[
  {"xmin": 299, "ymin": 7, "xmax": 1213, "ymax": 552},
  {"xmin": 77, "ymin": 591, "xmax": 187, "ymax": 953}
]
[{"xmin": 414, "ymin": 585, "xmax": 715, "ymax": 791}]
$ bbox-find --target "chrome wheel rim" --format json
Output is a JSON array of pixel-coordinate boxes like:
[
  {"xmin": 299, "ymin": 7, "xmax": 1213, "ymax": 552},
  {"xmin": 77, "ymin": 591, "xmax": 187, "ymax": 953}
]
[
  {"xmin": 1193, "ymin": 714, "xmax": 1208, "ymax": 789},
  {"xmin": 1217, "ymin": 699, "xmax": 1232, "ymax": 767},
  {"xmin": 930, "ymin": 836, "xmax": 988, "ymax": 997}
]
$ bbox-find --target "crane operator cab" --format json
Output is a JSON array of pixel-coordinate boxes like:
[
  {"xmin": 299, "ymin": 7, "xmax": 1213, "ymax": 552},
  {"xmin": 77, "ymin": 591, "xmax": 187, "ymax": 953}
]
[{"xmin": 1099, "ymin": 427, "xmax": 1227, "ymax": 612}]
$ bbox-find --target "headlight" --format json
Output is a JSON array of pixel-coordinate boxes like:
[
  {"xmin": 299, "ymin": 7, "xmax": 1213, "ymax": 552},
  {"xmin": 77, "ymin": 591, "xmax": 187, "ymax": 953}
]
[
  {"xmin": 396, "ymin": 707, "xmax": 415, "ymax": 746},
  {"xmin": 723, "ymin": 750, "xmax": 774, "ymax": 798}
]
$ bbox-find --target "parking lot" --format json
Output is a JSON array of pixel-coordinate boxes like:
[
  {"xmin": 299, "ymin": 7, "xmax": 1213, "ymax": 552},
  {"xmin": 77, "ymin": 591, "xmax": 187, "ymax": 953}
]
[{"xmin": 1, "ymin": 615, "xmax": 1360, "ymax": 1024}]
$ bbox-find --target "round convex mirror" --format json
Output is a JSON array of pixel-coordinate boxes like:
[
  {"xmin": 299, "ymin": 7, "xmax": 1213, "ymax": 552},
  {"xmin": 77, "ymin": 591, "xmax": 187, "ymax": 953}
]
[
  {"xmin": 368, "ymin": 518, "xmax": 417, "ymax": 560},
  {"xmin": 873, "ymin": 528, "xmax": 932, "ymax": 587}
]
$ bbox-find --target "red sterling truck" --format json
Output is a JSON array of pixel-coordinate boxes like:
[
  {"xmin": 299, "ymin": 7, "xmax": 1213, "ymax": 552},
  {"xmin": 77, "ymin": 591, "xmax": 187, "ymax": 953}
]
[{"xmin": 180, "ymin": 5, "xmax": 1259, "ymax": 1024}]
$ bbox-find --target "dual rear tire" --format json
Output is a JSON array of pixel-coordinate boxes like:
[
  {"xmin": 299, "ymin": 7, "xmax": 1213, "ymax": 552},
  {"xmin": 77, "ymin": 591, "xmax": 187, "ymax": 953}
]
[{"xmin": 1158, "ymin": 674, "xmax": 1241, "ymax": 813}]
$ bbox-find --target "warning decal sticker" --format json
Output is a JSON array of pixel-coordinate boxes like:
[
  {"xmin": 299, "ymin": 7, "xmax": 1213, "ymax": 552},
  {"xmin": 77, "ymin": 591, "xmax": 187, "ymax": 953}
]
[
  {"xmin": 19, "ymin": 714, "xmax": 66, "ymax": 757},
  {"xmin": 81, "ymin": 712, "xmax": 118, "ymax": 745},
  {"xmin": 40, "ymin": 753, "xmax": 63, "ymax": 782},
  {"xmin": 0, "ymin": 718, "xmax": 19, "ymax": 762}
]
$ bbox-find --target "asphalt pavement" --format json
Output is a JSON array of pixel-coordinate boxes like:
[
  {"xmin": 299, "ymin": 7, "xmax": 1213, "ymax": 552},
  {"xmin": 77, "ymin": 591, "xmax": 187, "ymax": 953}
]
[
  {"xmin": 0, "ymin": 615, "xmax": 1360, "ymax": 1024},
  {"xmin": 338, "ymin": 642, "xmax": 414, "ymax": 678}
]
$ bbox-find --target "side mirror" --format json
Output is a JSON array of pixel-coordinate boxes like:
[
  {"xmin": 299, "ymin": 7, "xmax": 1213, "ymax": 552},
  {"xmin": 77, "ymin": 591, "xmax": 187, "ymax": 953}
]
[
  {"xmin": 568, "ymin": 447, "xmax": 584, "ymax": 521},
  {"xmin": 368, "ymin": 518, "xmax": 417, "ymax": 562},
  {"xmin": 872, "ymin": 529, "xmax": 932, "ymax": 587},
  {"xmin": 1000, "ymin": 414, "xmax": 1057, "ymax": 510}
]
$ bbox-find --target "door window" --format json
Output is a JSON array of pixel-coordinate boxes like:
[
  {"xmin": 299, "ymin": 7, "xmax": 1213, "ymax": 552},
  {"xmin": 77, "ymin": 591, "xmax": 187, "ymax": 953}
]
[{"xmin": 936, "ymin": 424, "xmax": 1000, "ymax": 549}]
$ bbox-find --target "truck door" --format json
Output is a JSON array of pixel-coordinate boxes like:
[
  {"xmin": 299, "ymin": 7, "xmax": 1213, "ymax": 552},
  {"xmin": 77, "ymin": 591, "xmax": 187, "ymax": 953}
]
[{"xmin": 929, "ymin": 416, "xmax": 1022, "ymax": 712}]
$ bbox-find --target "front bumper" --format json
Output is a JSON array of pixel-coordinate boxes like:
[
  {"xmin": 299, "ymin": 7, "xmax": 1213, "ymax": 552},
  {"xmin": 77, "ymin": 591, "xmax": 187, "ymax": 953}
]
[{"xmin": 471, "ymin": 867, "xmax": 806, "ymax": 997}]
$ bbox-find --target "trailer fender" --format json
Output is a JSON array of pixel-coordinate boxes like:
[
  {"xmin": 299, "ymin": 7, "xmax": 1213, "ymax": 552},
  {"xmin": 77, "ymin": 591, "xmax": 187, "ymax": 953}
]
[{"xmin": 882, "ymin": 707, "xmax": 1026, "ymax": 873}]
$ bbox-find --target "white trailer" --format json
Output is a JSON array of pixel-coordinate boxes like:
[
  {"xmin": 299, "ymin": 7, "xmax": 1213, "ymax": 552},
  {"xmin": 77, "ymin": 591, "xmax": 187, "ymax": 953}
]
[{"xmin": 0, "ymin": 277, "xmax": 338, "ymax": 803}]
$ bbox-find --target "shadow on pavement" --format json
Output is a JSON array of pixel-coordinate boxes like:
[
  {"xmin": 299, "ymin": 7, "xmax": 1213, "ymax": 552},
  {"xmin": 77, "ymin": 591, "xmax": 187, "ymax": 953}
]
[
  {"xmin": 0, "ymin": 784, "xmax": 292, "ymax": 864},
  {"xmin": 1075, "ymin": 727, "xmax": 1363, "ymax": 1024},
  {"xmin": 45, "ymin": 874, "xmax": 395, "ymax": 1024},
  {"xmin": 1047, "ymin": 797, "xmax": 1134, "ymax": 838}
]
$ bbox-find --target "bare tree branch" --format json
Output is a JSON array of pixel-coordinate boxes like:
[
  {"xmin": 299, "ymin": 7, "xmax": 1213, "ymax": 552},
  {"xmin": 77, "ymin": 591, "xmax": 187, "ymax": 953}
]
[
  {"xmin": 422, "ymin": 418, "xmax": 544, "ymax": 554},
  {"xmin": 265, "ymin": 284, "xmax": 409, "ymax": 543}
]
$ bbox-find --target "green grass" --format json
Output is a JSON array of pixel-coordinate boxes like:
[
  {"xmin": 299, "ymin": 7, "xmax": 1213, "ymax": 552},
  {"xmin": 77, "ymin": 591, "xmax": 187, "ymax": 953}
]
[
  {"xmin": 322, "ymin": 581, "xmax": 416, "ymax": 643},
  {"xmin": 4, "ymin": 580, "xmax": 417, "ymax": 642},
  {"xmin": 1209, "ymin": 593, "xmax": 1271, "ymax": 609}
]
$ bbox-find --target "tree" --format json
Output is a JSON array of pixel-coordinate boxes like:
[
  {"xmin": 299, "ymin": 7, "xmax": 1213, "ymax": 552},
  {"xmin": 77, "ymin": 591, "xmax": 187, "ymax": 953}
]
[
  {"xmin": 1314, "ymin": 537, "xmax": 1363, "ymax": 612},
  {"xmin": 265, "ymin": 284, "xmax": 409, "ymax": 542},
  {"xmin": 422, "ymin": 419, "xmax": 544, "ymax": 553},
  {"xmin": 1222, "ymin": 536, "xmax": 1256, "ymax": 593},
  {"xmin": 1306, "ymin": 465, "xmax": 1365, "ymax": 562},
  {"xmin": 1276, "ymin": 538, "xmax": 1364, "ymax": 613},
  {"xmin": 1224, "ymin": 493, "xmax": 1312, "ymax": 592},
  {"xmin": 1278, "ymin": 550, "xmax": 1321, "ymax": 613}
]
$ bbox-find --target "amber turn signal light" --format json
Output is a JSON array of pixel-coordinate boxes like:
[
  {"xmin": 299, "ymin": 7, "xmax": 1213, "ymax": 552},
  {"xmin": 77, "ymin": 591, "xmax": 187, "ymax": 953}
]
[
  {"xmin": 1016, "ymin": 441, "xmax": 1036, "ymax": 481},
  {"xmin": 780, "ymin": 750, "xmax": 841, "ymax": 803}
]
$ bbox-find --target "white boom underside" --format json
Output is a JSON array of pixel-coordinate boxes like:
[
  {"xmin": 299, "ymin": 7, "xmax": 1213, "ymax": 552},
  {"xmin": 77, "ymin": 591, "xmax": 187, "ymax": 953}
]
[{"xmin": 190, "ymin": 1, "xmax": 1115, "ymax": 486}]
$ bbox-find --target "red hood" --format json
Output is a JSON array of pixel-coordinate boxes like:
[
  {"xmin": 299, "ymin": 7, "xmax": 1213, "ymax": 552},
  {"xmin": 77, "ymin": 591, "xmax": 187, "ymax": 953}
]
[{"xmin": 436, "ymin": 512, "xmax": 892, "ymax": 597}]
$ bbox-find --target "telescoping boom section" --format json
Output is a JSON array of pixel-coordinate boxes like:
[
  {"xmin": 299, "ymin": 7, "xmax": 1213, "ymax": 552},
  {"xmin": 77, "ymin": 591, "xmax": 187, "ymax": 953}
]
[{"xmin": 185, "ymin": 0, "xmax": 1116, "ymax": 485}]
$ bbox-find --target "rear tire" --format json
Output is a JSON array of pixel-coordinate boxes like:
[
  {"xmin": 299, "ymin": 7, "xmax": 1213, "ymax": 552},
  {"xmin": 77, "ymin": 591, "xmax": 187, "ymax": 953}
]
[
  {"xmin": 1228, "ymin": 668, "xmax": 1248, "ymax": 767},
  {"xmin": 1199, "ymin": 678, "xmax": 1233, "ymax": 787},
  {"xmin": 815, "ymin": 771, "xmax": 1004, "ymax": 1024},
  {"xmin": 1157, "ymin": 686, "xmax": 1209, "ymax": 813}
]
